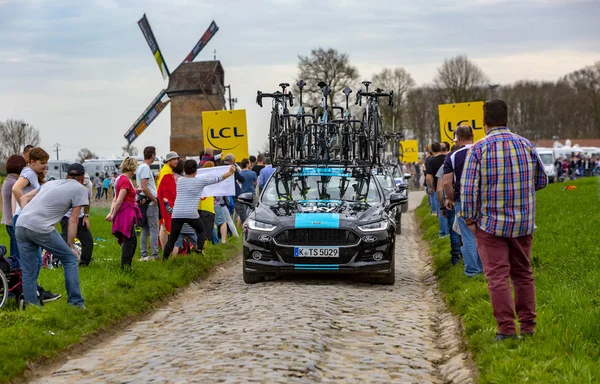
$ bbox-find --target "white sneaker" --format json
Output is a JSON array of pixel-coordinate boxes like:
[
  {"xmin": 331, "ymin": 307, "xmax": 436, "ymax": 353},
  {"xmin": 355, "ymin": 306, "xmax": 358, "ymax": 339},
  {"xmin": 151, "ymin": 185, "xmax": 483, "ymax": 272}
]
[{"xmin": 139, "ymin": 256, "xmax": 150, "ymax": 262}]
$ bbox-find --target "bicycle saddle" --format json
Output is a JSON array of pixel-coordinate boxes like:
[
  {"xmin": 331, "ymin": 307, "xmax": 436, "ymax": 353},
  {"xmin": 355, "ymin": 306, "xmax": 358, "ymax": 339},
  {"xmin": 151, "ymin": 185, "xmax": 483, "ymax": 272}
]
[
  {"xmin": 256, "ymin": 91, "xmax": 263, "ymax": 107},
  {"xmin": 318, "ymin": 81, "xmax": 328, "ymax": 89},
  {"xmin": 375, "ymin": 88, "xmax": 384, "ymax": 93},
  {"xmin": 342, "ymin": 87, "xmax": 353, "ymax": 96},
  {"xmin": 279, "ymin": 83, "xmax": 290, "ymax": 91},
  {"xmin": 362, "ymin": 80, "xmax": 371, "ymax": 87}
]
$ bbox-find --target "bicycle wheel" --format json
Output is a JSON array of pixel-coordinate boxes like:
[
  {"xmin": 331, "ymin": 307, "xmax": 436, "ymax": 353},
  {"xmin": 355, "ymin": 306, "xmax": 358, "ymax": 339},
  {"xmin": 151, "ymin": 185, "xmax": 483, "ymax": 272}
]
[
  {"xmin": 0, "ymin": 271, "xmax": 8, "ymax": 309},
  {"xmin": 341, "ymin": 123, "xmax": 351, "ymax": 161},
  {"xmin": 367, "ymin": 114, "xmax": 378, "ymax": 165},
  {"xmin": 280, "ymin": 116, "xmax": 289, "ymax": 160},
  {"xmin": 269, "ymin": 112, "xmax": 279, "ymax": 162},
  {"xmin": 397, "ymin": 142, "xmax": 404, "ymax": 163}
]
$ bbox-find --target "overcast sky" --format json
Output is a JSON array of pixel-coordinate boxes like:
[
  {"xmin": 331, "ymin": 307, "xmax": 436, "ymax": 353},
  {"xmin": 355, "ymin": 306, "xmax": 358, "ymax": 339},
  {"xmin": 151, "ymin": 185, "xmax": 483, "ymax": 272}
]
[{"xmin": 1, "ymin": 0, "xmax": 599, "ymax": 161}]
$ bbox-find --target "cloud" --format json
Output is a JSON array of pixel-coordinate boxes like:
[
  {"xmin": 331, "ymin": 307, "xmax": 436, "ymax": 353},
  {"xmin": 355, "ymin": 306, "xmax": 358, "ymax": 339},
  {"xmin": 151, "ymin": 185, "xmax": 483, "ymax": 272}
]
[{"xmin": 0, "ymin": 0, "xmax": 598, "ymax": 160}]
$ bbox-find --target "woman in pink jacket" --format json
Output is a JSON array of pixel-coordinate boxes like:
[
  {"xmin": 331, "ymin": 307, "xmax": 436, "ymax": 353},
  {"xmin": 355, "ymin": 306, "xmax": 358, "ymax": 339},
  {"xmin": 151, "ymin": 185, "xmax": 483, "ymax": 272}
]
[{"xmin": 105, "ymin": 157, "xmax": 141, "ymax": 269}]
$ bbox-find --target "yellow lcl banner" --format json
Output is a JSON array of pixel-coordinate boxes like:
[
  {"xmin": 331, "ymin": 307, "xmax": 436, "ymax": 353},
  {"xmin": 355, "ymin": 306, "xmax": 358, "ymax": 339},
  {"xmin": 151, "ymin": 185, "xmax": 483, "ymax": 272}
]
[
  {"xmin": 400, "ymin": 140, "xmax": 419, "ymax": 163},
  {"xmin": 202, "ymin": 109, "xmax": 249, "ymax": 161},
  {"xmin": 438, "ymin": 101, "xmax": 486, "ymax": 143}
]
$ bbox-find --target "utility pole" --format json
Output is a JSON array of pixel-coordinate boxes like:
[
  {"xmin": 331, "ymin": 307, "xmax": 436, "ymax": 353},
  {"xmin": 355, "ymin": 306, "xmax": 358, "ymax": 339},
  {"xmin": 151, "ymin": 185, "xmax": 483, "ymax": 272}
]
[
  {"xmin": 224, "ymin": 85, "xmax": 238, "ymax": 110},
  {"xmin": 488, "ymin": 84, "xmax": 499, "ymax": 100},
  {"xmin": 53, "ymin": 143, "xmax": 61, "ymax": 160}
]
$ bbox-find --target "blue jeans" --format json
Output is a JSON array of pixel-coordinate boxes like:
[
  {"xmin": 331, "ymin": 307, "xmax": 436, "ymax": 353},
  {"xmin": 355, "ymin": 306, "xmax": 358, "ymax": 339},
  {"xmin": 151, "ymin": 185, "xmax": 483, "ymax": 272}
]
[
  {"xmin": 212, "ymin": 227, "xmax": 220, "ymax": 245},
  {"xmin": 431, "ymin": 195, "xmax": 449, "ymax": 236},
  {"xmin": 11, "ymin": 214, "xmax": 42, "ymax": 269},
  {"xmin": 427, "ymin": 189, "xmax": 434, "ymax": 213},
  {"xmin": 15, "ymin": 226, "xmax": 84, "ymax": 307},
  {"xmin": 445, "ymin": 205, "xmax": 462, "ymax": 265},
  {"xmin": 455, "ymin": 201, "xmax": 483, "ymax": 276},
  {"xmin": 6, "ymin": 224, "xmax": 18, "ymax": 258}
]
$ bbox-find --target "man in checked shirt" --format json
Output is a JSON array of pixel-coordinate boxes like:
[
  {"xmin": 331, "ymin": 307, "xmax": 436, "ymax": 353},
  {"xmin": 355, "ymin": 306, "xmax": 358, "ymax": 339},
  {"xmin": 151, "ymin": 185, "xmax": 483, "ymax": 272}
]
[{"xmin": 460, "ymin": 99, "xmax": 548, "ymax": 342}]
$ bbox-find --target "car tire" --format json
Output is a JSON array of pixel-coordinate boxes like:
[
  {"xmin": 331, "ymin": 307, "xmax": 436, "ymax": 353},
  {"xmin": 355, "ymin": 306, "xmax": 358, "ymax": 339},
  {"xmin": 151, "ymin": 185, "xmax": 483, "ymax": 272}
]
[
  {"xmin": 366, "ymin": 254, "xmax": 395, "ymax": 285},
  {"xmin": 401, "ymin": 202, "xmax": 408, "ymax": 213},
  {"xmin": 243, "ymin": 263, "xmax": 264, "ymax": 284},
  {"xmin": 395, "ymin": 211, "xmax": 402, "ymax": 235}
]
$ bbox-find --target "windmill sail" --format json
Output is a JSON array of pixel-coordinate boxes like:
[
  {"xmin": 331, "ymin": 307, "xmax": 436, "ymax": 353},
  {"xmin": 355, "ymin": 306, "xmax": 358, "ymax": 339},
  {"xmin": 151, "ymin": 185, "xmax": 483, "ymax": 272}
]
[
  {"xmin": 138, "ymin": 14, "xmax": 170, "ymax": 79},
  {"xmin": 124, "ymin": 89, "xmax": 170, "ymax": 144},
  {"xmin": 182, "ymin": 21, "xmax": 219, "ymax": 63}
]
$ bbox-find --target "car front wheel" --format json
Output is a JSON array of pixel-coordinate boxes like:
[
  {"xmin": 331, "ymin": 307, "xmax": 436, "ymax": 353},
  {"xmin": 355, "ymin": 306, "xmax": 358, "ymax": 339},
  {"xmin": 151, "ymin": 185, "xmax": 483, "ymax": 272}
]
[{"xmin": 243, "ymin": 262, "xmax": 264, "ymax": 284}]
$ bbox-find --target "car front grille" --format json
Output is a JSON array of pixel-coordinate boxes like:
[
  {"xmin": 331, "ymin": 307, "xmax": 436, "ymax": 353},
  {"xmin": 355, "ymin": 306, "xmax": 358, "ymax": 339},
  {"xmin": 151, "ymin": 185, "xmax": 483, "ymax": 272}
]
[{"xmin": 274, "ymin": 229, "xmax": 359, "ymax": 246}]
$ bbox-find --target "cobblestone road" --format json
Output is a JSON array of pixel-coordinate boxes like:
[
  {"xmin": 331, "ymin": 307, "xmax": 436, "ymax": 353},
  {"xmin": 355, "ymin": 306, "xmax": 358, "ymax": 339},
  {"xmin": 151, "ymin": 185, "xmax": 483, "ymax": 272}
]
[{"xmin": 33, "ymin": 192, "xmax": 475, "ymax": 384}]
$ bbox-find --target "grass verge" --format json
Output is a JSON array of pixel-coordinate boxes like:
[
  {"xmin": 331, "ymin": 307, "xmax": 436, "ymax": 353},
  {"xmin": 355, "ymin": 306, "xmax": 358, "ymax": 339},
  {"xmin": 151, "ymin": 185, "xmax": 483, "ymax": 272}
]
[
  {"xmin": 0, "ymin": 207, "xmax": 241, "ymax": 382},
  {"xmin": 416, "ymin": 177, "xmax": 600, "ymax": 384}
]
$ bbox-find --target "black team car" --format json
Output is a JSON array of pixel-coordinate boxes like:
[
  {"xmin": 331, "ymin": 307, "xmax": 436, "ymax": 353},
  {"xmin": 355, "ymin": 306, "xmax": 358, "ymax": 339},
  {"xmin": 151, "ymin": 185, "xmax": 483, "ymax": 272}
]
[{"xmin": 239, "ymin": 165, "xmax": 406, "ymax": 285}]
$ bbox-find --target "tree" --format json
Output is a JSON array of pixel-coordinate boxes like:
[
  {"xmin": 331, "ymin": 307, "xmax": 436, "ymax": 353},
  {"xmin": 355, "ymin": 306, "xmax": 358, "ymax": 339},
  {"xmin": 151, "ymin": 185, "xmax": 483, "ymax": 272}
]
[
  {"xmin": 0, "ymin": 119, "xmax": 41, "ymax": 161},
  {"xmin": 77, "ymin": 148, "xmax": 97, "ymax": 163},
  {"xmin": 433, "ymin": 55, "xmax": 488, "ymax": 103},
  {"xmin": 297, "ymin": 48, "xmax": 360, "ymax": 107},
  {"xmin": 121, "ymin": 142, "xmax": 138, "ymax": 157},
  {"xmin": 563, "ymin": 61, "xmax": 600, "ymax": 137},
  {"xmin": 406, "ymin": 86, "xmax": 444, "ymax": 149},
  {"xmin": 372, "ymin": 67, "xmax": 415, "ymax": 135}
]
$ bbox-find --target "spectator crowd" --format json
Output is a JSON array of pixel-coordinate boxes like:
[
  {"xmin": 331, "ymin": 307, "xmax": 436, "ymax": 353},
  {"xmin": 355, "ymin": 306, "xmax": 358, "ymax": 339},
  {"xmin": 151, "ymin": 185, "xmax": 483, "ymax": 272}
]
[{"xmin": 1, "ymin": 144, "xmax": 275, "ymax": 309}]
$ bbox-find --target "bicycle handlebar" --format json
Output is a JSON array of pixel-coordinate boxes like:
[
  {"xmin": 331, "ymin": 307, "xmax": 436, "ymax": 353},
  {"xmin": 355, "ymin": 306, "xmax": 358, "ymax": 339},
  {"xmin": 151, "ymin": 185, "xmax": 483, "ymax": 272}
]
[
  {"xmin": 282, "ymin": 113, "xmax": 315, "ymax": 120},
  {"xmin": 256, "ymin": 90, "xmax": 294, "ymax": 108},
  {"xmin": 330, "ymin": 119, "xmax": 363, "ymax": 125},
  {"xmin": 305, "ymin": 122, "xmax": 338, "ymax": 129},
  {"xmin": 332, "ymin": 106, "xmax": 343, "ymax": 118},
  {"xmin": 355, "ymin": 89, "xmax": 394, "ymax": 107}
]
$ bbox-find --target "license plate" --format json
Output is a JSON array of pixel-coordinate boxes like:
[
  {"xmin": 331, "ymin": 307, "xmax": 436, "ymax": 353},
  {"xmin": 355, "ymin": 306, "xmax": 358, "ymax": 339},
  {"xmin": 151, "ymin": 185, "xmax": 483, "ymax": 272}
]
[{"xmin": 294, "ymin": 247, "xmax": 339, "ymax": 258}]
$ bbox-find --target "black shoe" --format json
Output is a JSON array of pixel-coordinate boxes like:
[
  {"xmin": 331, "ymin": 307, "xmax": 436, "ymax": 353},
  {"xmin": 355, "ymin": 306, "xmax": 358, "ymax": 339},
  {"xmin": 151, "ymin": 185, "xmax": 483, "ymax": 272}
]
[
  {"xmin": 494, "ymin": 333, "xmax": 518, "ymax": 342},
  {"xmin": 40, "ymin": 290, "xmax": 62, "ymax": 303}
]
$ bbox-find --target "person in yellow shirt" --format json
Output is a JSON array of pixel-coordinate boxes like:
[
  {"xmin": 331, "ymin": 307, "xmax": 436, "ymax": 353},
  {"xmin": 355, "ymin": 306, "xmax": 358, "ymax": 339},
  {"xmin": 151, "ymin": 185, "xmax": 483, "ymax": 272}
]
[{"xmin": 199, "ymin": 161, "xmax": 216, "ymax": 247}]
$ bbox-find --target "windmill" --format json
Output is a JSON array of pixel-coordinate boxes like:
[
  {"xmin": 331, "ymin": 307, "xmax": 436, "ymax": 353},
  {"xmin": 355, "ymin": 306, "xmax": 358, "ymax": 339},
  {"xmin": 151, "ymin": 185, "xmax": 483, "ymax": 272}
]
[{"xmin": 124, "ymin": 14, "xmax": 219, "ymax": 145}]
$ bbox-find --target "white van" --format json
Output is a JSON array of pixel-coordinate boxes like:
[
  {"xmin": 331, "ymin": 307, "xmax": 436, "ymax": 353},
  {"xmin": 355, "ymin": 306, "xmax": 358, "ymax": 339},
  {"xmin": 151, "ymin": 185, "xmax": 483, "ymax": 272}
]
[
  {"xmin": 46, "ymin": 160, "xmax": 71, "ymax": 181},
  {"xmin": 83, "ymin": 159, "xmax": 118, "ymax": 178},
  {"xmin": 536, "ymin": 148, "xmax": 556, "ymax": 183}
]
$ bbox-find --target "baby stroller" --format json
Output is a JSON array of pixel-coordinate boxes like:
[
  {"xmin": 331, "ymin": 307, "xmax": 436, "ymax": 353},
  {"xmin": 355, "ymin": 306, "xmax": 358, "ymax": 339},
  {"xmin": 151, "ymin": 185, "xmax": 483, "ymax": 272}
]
[{"xmin": 0, "ymin": 245, "xmax": 27, "ymax": 309}]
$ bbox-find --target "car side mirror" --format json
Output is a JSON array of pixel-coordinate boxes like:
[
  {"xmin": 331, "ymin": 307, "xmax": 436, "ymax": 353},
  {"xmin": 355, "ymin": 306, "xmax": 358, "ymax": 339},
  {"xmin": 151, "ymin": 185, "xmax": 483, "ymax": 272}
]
[
  {"xmin": 387, "ymin": 192, "xmax": 408, "ymax": 211},
  {"xmin": 237, "ymin": 192, "xmax": 255, "ymax": 207},
  {"xmin": 403, "ymin": 173, "xmax": 412, "ymax": 180}
]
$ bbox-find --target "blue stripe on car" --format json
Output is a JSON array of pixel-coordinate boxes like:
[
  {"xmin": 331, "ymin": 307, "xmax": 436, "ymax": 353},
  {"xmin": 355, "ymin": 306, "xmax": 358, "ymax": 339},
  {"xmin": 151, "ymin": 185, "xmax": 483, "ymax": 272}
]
[
  {"xmin": 294, "ymin": 213, "xmax": 340, "ymax": 228},
  {"xmin": 294, "ymin": 264, "xmax": 339, "ymax": 270}
]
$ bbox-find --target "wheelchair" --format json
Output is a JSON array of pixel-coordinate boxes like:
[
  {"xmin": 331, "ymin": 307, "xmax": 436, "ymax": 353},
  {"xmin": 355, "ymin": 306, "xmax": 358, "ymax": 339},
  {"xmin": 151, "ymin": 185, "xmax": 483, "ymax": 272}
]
[{"xmin": 0, "ymin": 245, "xmax": 26, "ymax": 309}]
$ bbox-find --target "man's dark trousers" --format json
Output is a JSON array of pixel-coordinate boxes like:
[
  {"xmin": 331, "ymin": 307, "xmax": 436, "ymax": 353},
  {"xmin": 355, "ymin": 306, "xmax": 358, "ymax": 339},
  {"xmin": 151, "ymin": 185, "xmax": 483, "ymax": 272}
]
[
  {"xmin": 475, "ymin": 228, "xmax": 536, "ymax": 335},
  {"xmin": 60, "ymin": 216, "xmax": 94, "ymax": 266}
]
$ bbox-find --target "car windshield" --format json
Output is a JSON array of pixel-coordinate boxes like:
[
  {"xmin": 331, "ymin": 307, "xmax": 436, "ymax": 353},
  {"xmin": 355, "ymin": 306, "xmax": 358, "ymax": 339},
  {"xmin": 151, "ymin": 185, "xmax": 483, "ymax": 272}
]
[
  {"xmin": 375, "ymin": 174, "xmax": 395, "ymax": 188},
  {"xmin": 540, "ymin": 153, "xmax": 553, "ymax": 165},
  {"xmin": 261, "ymin": 168, "xmax": 381, "ymax": 205}
]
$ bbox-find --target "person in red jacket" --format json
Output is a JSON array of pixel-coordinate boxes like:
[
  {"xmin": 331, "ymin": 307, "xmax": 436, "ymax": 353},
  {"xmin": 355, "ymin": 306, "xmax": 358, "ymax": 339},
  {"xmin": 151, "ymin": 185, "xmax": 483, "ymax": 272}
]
[{"xmin": 157, "ymin": 152, "xmax": 181, "ymax": 248}]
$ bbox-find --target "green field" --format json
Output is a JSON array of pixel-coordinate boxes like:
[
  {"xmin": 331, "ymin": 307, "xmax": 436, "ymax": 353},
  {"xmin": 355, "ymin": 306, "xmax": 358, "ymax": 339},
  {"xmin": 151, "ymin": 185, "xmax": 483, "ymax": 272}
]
[
  {"xmin": 417, "ymin": 177, "xmax": 600, "ymax": 383},
  {"xmin": 0, "ymin": 208, "xmax": 241, "ymax": 382}
]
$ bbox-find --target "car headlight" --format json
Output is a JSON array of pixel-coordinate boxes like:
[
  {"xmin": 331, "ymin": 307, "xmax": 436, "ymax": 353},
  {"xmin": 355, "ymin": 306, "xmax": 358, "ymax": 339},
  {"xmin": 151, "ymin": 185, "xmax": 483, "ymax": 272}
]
[
  {"xmin": 247, "ymin": 218, "xmax": 277, "ymax": 232},
  {"xmin": 358, "ymin": 220, "xmax": 389, "ymax": 232}
]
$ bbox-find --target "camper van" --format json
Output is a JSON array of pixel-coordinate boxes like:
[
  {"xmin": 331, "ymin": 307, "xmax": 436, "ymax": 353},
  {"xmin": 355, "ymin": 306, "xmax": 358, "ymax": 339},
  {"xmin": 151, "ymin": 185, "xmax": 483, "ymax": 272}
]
[
  {"xmin": 83, "ymin": 159, "xmax": 118, "ymax": 178},
  {"xmin": 536, "ymin": 148, "xmax": 556, "ymax": 183},
  {"xmin": 46, "ymin": 160, "xmax": 72, "ymax": 181}
]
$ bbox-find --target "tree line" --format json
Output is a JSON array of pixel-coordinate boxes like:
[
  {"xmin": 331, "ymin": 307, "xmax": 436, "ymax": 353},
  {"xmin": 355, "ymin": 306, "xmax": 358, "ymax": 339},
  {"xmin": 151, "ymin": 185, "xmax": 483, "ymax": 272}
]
[
  {"xmin": 0, "ymin": 117, "xmax": 140, "ymax": 171},
  {"xmin": 297, "ymin": 49, "xmax": 600, "ymax": 150}
]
